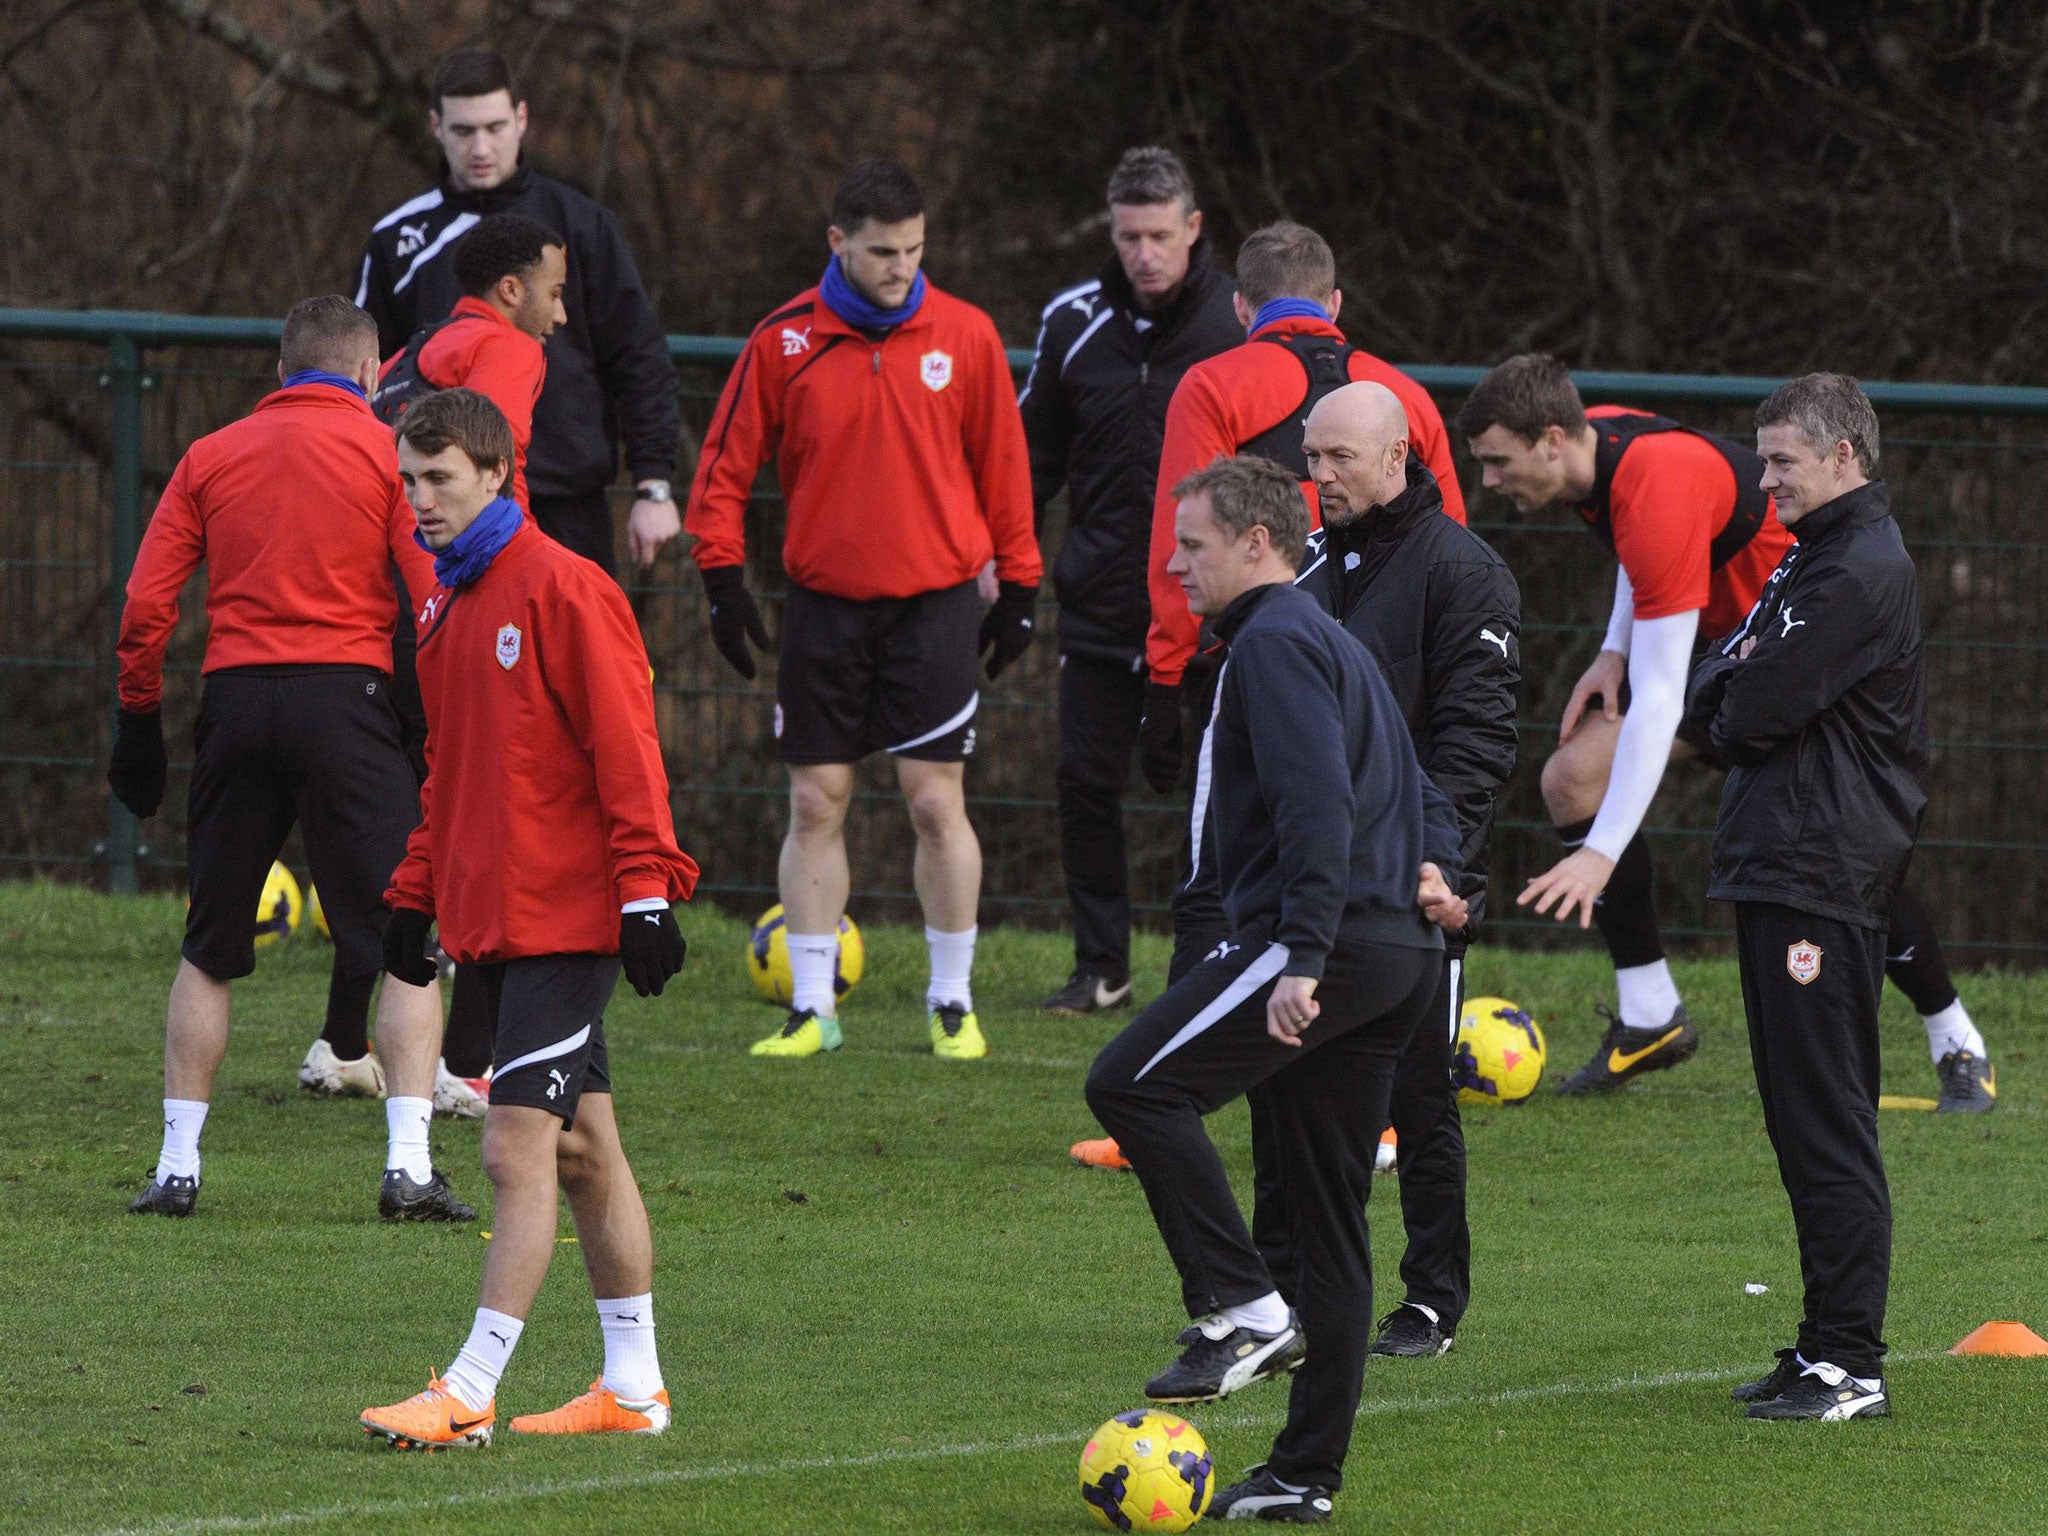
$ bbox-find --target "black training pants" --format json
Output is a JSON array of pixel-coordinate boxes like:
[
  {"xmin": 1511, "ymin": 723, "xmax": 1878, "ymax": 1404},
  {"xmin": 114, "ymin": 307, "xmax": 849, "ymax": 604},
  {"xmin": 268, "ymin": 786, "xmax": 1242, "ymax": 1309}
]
[
  {"xmin": 1086, "ymin": 930, "xmax": 1440, "ymax": 1490},
  {"xmin": 1250, "ymin": 950, "xmax": 1470, "ymax": 1331},
  {"xmin": 532, "ymin": 488, "xmax": 616, "ymax": 576},
  {"xmin": 1056, "ymin": 653, "xmax": 1147, "ymax": 980},
  {"xmin": 1735, "ymin": 901, "xmax": 1891, "ymax": 1378}
]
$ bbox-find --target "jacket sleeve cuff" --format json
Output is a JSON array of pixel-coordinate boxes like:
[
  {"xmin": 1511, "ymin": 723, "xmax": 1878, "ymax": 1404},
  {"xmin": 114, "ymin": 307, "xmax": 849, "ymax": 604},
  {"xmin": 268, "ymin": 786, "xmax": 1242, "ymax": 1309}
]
[
  {"xmin": 629, "ymin": 458, "xmax": 677, "ymax": 487},
  {"xmin": 1281, "ymin": 948, "xmax": 1327, "ymax": 983},
  {"xmin": 617, "ymin": 874, "xmax": 674, "ymax": 906}
]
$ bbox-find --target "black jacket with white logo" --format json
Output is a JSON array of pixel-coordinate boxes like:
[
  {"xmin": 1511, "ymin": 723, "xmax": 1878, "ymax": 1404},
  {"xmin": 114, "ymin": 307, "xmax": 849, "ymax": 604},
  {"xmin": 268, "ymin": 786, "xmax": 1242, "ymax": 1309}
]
[
  {"xmin": 1294, "ymin": 461, "xmax": 1520, "ymax": 931},
  {"xmin": 1199, "ymin": 581, "xmax": 1462, "ymax": 980},
  {"xmin": 1019, "ymin": 238, "xmax": 1241, "ymax": 663},
  {"xmin": 1680, "ymin": 481, "xmax": 1927, "ymax": 930},
  {"xmin": 355, "ymin": 164, "xmax": 679, "ymax": 501}
]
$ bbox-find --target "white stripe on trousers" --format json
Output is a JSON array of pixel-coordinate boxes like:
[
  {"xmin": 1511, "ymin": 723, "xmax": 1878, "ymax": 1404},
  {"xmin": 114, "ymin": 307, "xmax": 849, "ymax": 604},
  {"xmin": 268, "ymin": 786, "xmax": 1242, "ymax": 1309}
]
[{"xmin": 1134, "ymin": 941, "xmax": 1291, "ymax": 1081}]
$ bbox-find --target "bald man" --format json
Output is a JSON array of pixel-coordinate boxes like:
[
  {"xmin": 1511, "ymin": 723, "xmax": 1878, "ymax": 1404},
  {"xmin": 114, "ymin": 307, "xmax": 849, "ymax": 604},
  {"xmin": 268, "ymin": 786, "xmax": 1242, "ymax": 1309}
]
[{"xmin": 1267, "ymin": 380, "xmax": 1520, "ymax": 1356}]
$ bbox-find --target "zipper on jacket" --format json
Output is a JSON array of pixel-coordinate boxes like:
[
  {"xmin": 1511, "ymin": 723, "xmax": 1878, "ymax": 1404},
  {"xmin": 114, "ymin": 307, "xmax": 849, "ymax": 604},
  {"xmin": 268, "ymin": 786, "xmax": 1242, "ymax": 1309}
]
[
  {"xmin": 1140, "ymin": 362, "xmax": 1149, "ymax": 385},
  {"xmin": 872, "ymin": 349, "xmax": 881, "ymax": 375}
]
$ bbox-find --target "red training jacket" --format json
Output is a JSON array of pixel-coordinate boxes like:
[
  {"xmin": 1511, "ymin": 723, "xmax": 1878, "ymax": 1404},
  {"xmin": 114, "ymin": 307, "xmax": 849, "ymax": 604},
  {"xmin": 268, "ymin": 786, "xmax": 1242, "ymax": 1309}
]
[
  {"xmin": 379, "ymin": 296, "xmax": 546, "ymax": 512},
  {"xmin": 387, "ymin": 521, "xmax": 697, "ymax": 962},
  {"xmin": 685, "ymin": 281, "xmax": 1042, "ymax": 600},
  {"xmin": 1143, "ymin": 317, "xmax": 1465, "ymax": 685},
  {"xmin": 117, "ymin": 383, "xmax": 436, "ymax": 712}
]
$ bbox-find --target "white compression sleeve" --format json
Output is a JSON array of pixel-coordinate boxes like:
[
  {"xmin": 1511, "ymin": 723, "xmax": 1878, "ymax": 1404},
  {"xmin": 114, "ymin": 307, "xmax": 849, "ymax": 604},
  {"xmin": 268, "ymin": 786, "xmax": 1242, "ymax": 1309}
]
[
  {"xmin": 1601, "ymin": 567, "xmax": 1636, "ymax": 656},
  {"xmin": 1584, "ymin": 609, "xmax": 1699, "ymax": 861}
]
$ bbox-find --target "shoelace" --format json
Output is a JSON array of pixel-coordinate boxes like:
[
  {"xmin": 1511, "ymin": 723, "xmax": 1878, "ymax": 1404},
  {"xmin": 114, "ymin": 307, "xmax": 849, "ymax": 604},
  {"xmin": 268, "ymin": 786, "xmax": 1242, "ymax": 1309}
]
[
  {"xmin": 936, "ymin": 1007, "xmax": 965, "ymax": 1037},
  {"xmin": 779, "ymin": 1011, "xmax": 815, "ymax": 1038}
]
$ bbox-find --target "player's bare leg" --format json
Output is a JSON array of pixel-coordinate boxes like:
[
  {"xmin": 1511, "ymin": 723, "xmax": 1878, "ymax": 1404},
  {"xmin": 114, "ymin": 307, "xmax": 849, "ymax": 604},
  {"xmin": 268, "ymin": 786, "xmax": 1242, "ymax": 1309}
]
[
  {"xmin": 506, "ymin": 1094, "xmax": 672, "ymax": 1436},
  {"xmin": 132, "ymin": 961, "xmax": 232, "ymax": 1215},
  {"xmin": 373, "ymin": 972, "xmax": 471, "ymax": 1221},
  {"xmin": 899, "ymin": 756, "xmax": 987, "ymax": 1058},
  {"xmin": 756, "ymin": 764, "xmax": 856, "ymax": 1056}
]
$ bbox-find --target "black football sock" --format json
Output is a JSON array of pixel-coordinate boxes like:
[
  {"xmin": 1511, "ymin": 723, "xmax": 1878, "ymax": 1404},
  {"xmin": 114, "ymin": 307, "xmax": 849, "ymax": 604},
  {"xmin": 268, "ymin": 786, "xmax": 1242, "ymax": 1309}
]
[
  {"xmin": 320, "ymin": 967, "xmax": 375, "ymax": 1061},
  {"xmin": 1884, "ymin": 885, "xmax": 1958, "ymax": 1015},
  {"xmin": 441, "ymin": 964, "xmax": 495, "ymax": 1079},
  {"xmin": 1558, "ymin": 818, "xmax": 1666, "ymax": 971}
]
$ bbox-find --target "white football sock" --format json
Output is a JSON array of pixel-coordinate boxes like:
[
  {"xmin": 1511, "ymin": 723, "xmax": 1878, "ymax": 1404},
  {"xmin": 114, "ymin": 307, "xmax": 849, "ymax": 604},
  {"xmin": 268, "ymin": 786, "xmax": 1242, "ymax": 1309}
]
[
  {"xmin": 1923, "ymin": 999, "xmax": 1986, "ymax": 1064},
  {"xmin": 786, "ymin": 932, "xmax": 840, "ymax": 1017},
  {"xmin": 597, "ymin": 1293, "xmax": 664, "ymax": 1401},
  {"xmin": 444, "ymin": 1307, "xmax": 523, "ymax": 1413},
  {"xmin": 157, "ymin": 1099, "xmax": 208, "ymax": 1181},
  {"xmin": 1221, "ymin": 1290, "xmax": 1290, "ymax": 1335},
  {"xmin": 384, "ymin": 1096, "xmax": 433, "ymax": 1183},
  {"xmin": 1615, "ymin": 961, "xmax": 1682, "ymax": 1030},
  {"xmin": 925, "ymin": 925, "xmax": 977, "ymax": 1012}
]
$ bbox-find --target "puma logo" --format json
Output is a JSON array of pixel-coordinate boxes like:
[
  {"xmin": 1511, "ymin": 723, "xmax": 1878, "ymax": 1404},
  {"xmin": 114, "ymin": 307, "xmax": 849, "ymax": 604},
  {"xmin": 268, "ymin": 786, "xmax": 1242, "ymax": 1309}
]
[
  {"xmin": 546, "ymin": 1068, "xmax": 570, "ymax": 1100},
  {"xmin": 1780, "ymin": 607, "xmax": 1806, "ymax": 638},
  {"xmin": 1480, "ymin": 627, "xmax": 1511, "ymax": 657},
  {"xmin": 1207, "ymin": 940, "xmax": 1240, "ymax": 961},
  {"xmin": 487, "ymin": 1330, "xmax": 510, "ymax": 1347}
]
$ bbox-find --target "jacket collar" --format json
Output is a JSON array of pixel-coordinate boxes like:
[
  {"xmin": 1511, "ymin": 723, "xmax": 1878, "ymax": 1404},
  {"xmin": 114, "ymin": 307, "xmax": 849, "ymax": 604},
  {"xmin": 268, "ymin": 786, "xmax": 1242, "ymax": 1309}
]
[
  {"xmin": 1789, "ymin": 479, "xmax": 1890, "ymax": 547},
  {"xmin": 1098, "ymin": 235, "xmax": 1223, "ymax": 327},
  {"xmin": 1208, "ymin": 579, "xmax": 1291, "ymax": 644},
  {"xmin": 809, "ymin": 280, "xmax": 939, "ymax": 342},
  {"xmin": 255, "ymin": 383, "xmax": 375, "ymax": 417},
  {"xmin": 441, "ymin": 162, "xmax": 536, "ymax": 215},
  {"xmin": 1247, "ymin": 314, "xmax": 1345, "ymax": 344},
  {"xmin": 449, "ymin": 293, "xmax": 521, "ymax": 332},
  {"xmin": 1326, "ymin": 459, "xmax": 1443, "ymax": 558}
]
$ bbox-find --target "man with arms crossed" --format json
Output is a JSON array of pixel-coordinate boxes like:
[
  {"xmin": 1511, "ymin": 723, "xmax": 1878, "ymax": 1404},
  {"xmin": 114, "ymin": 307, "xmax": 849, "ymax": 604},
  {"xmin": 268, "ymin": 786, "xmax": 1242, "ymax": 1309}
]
[
  {"xmin": 1085, "ymin": 456, "xmax": 1468, "ymax": 1523},
  {"xmin": 361, "ymin": 390, "xmax": 695, "ymax": 1446},
  {"xmin": 1019, "ymin": 146, "xmax": 1240, "ymax": 1017},
  {"xmin": 686, "ymin": 160, "xmax": 1040, "ymax": 1061},
  {"xmin": 356, "ymin": 47, "xmax": 681, "ymax": 573},
  {"xmin": 113, "ymin": 297, "xmax": 467, "ymax": 1222},
  {"xmin": 1684, "ymin": 375, "xmax": 1921, "ymax": 1419},
  {"xmin": 1463, "ymin": 355, "xmax": 1993, "ymax": 1111}
]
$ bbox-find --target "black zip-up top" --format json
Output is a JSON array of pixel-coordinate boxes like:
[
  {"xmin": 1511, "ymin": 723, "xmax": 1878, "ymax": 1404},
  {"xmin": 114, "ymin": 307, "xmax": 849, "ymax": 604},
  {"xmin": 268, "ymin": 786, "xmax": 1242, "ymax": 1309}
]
[
  {"xmin": 1018, "ymin": 238, "xmax": 1241, "ymax": 664},
  {"xmin": 355, "ymin": 163, "xmax": 680, "ymax": 501},
  {"xmin": 1294, "ymin": 461, "xmax": 1520, "ymax": 929},
  {"xmin": 1680, "ymin": 481, "xmax": 1928, "ymax": 929},
  {"xmin": 1198, "ymin": 581, "xmax": 1462, "ymax": 980}
]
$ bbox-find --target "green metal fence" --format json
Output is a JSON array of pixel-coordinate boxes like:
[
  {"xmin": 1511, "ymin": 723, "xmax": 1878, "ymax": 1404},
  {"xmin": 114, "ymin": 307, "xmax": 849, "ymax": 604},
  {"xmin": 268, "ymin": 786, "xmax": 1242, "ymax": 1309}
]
[{"xmin": 3, "ymin": 309, "xmax": 2044, "ymax": 964}]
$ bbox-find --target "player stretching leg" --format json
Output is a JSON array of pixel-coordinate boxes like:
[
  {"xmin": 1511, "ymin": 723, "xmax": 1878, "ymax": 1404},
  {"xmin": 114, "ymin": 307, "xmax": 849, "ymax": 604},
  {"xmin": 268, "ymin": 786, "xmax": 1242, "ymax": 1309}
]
[
  {"xmin": 684, "ymin": 160, "xmax": 1041, "ymax": 1061},
  {"xmin": 113, "ymin": 297, "xmax": 468, "ymax": 1221},
  {"xmin": 1461, "ymin": 356, "xmax": 1994, "ymax": 1110},
  {"xmin": 360, "ymin": 391, "xmax": 695, "ymax": 1447}
]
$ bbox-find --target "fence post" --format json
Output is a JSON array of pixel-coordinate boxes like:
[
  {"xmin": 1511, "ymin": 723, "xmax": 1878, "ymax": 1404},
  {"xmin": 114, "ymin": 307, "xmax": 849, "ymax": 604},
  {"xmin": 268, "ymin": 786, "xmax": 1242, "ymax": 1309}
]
[{"xmin": 104, "ymin": 333, "xmax": 143, "ymax": 895}]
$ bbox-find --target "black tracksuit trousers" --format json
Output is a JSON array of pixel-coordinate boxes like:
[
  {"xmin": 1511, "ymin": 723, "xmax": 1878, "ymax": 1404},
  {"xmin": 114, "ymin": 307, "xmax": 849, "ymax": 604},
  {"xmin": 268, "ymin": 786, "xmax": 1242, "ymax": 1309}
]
[
  {"xmin": 1057, "ymin": 653, "xmax": 1147, "ymax": 981},
  {"xmin": 1735, "ymin": 901, "xmax": 1891, "ymax": 1378},
  {"xmin": 1086, "ymin": 929, "xmax": 1440, "ymax": 1489},
  {"xmin": 1251, "ymin": 951, "xmax": 1469, "ymax": 1331}
]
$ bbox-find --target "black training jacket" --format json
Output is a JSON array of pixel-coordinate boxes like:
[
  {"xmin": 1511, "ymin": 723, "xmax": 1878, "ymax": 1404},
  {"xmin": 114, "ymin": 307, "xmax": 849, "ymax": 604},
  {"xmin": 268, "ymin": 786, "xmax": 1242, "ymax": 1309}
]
[
  {"xmin": 1680, "ymin": 481, "xmax": 1927, "ymax": 930},
  {"xmin": 1198, "ymin": 582, "xmax": 1462, "ymax": 980},
  {"xmin": 1294, "ymin": 461, "xmax": 1520, "ymax": 931},
  {"xmin": 1019, "ymin": 238, "xmax": 1241, "ymax": 664},
  {"xmin": 355, "ymin": 164, "xmax": 680, "ymax": 500}
]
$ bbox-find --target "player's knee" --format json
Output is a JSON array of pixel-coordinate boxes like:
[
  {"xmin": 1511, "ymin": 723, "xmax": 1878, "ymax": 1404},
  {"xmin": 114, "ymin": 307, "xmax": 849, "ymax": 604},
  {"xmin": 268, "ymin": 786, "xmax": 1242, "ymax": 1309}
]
[
  {"xmin": 554, "ymin": 1135, "xmax": 604, "ymax": 1196},
  {"xmin": 1539, "ymin": 745, "xmax": 1601, "ymax": 823},
  {"xmin": 480, "ymin": 1122, "xmax": 552, "ymax": 1192},
  {"xmin": 788, "ymin": 774, "xmax": 850, "ymax": 836},
  {"xmin": 904, "ymin": 779, "xmax": 967, "ymax": 841}
]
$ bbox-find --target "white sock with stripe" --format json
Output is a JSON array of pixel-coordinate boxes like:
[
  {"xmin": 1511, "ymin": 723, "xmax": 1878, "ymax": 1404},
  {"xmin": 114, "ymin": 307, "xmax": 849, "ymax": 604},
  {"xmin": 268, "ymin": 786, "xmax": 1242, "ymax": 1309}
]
[
  {"xmin": 444, "ymin": 1307, "xmax": 523, "ymax": 1413},
  {"xmin": 1614, "ymin": 961, "xmax": 1681, "ymax": 1031},
  {"xmin": 787, "ymin": 933, "xmax": 839, "ymax": 1017},
  {"xmin": 925, "ymin": 925, "xmax": 977, "ymax": 1012},
  {"xmin": 597, "ymin": 1293, "xmax": 664, "ymax": 1401}
]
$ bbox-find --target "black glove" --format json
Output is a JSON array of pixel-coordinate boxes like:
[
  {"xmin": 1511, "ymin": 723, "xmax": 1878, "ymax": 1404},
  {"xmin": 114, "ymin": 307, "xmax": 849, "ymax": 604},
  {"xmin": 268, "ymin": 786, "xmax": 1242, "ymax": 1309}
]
[
  {"xmin": 978, "ymin": 582, "xmax": 1039, "ymax": 680},
  {"xmin": 381, "ymin": 906, "xmax": 438, "ymax": 987},
  {"xmin": 1138, "ymin": 680, "xmax": 1184, "ymax": 793},
  {"xmin": 702, "ymin": 564, "xmax": 770, "ymax": 679},
  {"xmin": 619, "ymin": 904, "xmax": 687, "ymax": 997},
  {"xmin": 108, "ymin": 708, "xmax": 167, "ymax": 818}
]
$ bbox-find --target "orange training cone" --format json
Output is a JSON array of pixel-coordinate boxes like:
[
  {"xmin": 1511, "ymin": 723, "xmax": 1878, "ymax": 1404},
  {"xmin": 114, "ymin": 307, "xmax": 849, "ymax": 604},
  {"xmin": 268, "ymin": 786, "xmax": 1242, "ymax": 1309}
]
[{"xmin": 1950, "ymin": 1321, "xmax": 2048, "ymax": 1357}]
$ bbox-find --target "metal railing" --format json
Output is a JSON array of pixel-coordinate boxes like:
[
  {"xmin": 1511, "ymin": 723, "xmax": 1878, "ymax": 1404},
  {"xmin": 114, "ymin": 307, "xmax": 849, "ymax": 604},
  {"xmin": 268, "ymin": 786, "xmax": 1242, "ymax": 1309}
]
[{"xmin": 3, "ymin": 308, "xmax": 2043, "ymax": 962}]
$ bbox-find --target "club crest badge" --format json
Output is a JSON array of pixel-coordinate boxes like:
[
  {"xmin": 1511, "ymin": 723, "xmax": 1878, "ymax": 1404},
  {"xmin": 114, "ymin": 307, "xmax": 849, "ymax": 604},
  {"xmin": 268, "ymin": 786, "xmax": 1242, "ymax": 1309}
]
[
  {"xmin": 1786, "ymin": 940, "xmax": 1822, "ymax": 986},
  {"xmin": 495, "ymin": 624, "xmax": 522, "ymax": 671},
  {"xmin": 920, "ymin": 349, "xmax": 953, "ymax": 392}
]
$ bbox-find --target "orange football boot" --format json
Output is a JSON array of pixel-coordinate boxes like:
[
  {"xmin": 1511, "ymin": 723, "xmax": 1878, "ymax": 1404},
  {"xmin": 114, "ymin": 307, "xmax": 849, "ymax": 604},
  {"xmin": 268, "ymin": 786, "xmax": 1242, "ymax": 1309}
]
[
  {"xmin": 360, "ymin": 1373, "xmax": 494, "ymax": 1449},
  {"xmin": 1069, "ymin": 1136, "xmax": 1132, "ymax": 1171},
  {"xmin": 510, "ymin": 1380, "xmax": 671, "ymax": 1436}
]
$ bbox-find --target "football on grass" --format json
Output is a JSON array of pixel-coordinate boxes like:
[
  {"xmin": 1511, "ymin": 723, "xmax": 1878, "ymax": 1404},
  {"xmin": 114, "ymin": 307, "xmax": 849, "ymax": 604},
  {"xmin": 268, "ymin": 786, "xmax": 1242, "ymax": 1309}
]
[
  {"xmin": 1453, "ymin": 995, "xmax": 1546, "ymax": 1105},
  {"xmin": 1078, "ymin": 1409, "xmax": 1212, "ymax": 1532}
]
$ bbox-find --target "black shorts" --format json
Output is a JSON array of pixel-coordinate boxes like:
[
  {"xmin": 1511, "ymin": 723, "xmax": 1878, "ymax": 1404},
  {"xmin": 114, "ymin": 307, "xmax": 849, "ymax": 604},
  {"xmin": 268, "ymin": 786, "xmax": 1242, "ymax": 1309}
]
[
  {"xmin": 182, "ymin": 666, "xmax": 419, "ymax": 981},
  {"xmin": 474, "ymin": 953, "xmax": 619, "ymax": 1127},
  {"xmin": 776, "ymin": 579, "xmax": 981, "ymax": 764}
]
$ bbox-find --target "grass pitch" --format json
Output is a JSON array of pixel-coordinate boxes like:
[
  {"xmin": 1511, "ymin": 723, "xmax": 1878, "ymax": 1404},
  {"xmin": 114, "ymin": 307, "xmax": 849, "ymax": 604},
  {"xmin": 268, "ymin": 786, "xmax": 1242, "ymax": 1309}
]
[{"xmin": 2, "ymin": 879, "xmax": 2045, "ymax": 1535}]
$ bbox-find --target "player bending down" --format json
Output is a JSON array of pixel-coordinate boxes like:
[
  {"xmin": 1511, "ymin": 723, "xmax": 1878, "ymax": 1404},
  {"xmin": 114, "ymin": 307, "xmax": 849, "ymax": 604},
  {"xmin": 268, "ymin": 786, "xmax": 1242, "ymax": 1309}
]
[
  {"xmin": 361, "ymin": 390, "xmax": 695, "ymax": 1447},
  {"xmin": 1084, "ymin": 457, "xmax": 1468, "ymax": 1524},
  {"xmin": 1461, "ymin": 355, "xmax": 1994, "ymax": 1112}
]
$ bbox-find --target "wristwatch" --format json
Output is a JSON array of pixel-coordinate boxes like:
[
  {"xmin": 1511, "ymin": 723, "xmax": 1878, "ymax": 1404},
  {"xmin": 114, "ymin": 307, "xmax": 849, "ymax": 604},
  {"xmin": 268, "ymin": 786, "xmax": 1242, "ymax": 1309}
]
[{"xmin": 637, "ymin": 480, "xmax": 673, "ymax": 503}]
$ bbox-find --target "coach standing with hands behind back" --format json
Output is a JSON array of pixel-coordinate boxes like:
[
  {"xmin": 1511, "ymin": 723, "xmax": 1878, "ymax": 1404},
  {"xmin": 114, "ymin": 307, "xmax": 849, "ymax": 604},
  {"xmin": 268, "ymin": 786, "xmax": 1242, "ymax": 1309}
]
[
  {"xmin": 355, "ymin": 47, "xmax": 680, "ymax": 573},
  {"xmin": 1681, "ymin": 374, "xmax": 1924, "ymax": 1422}
]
